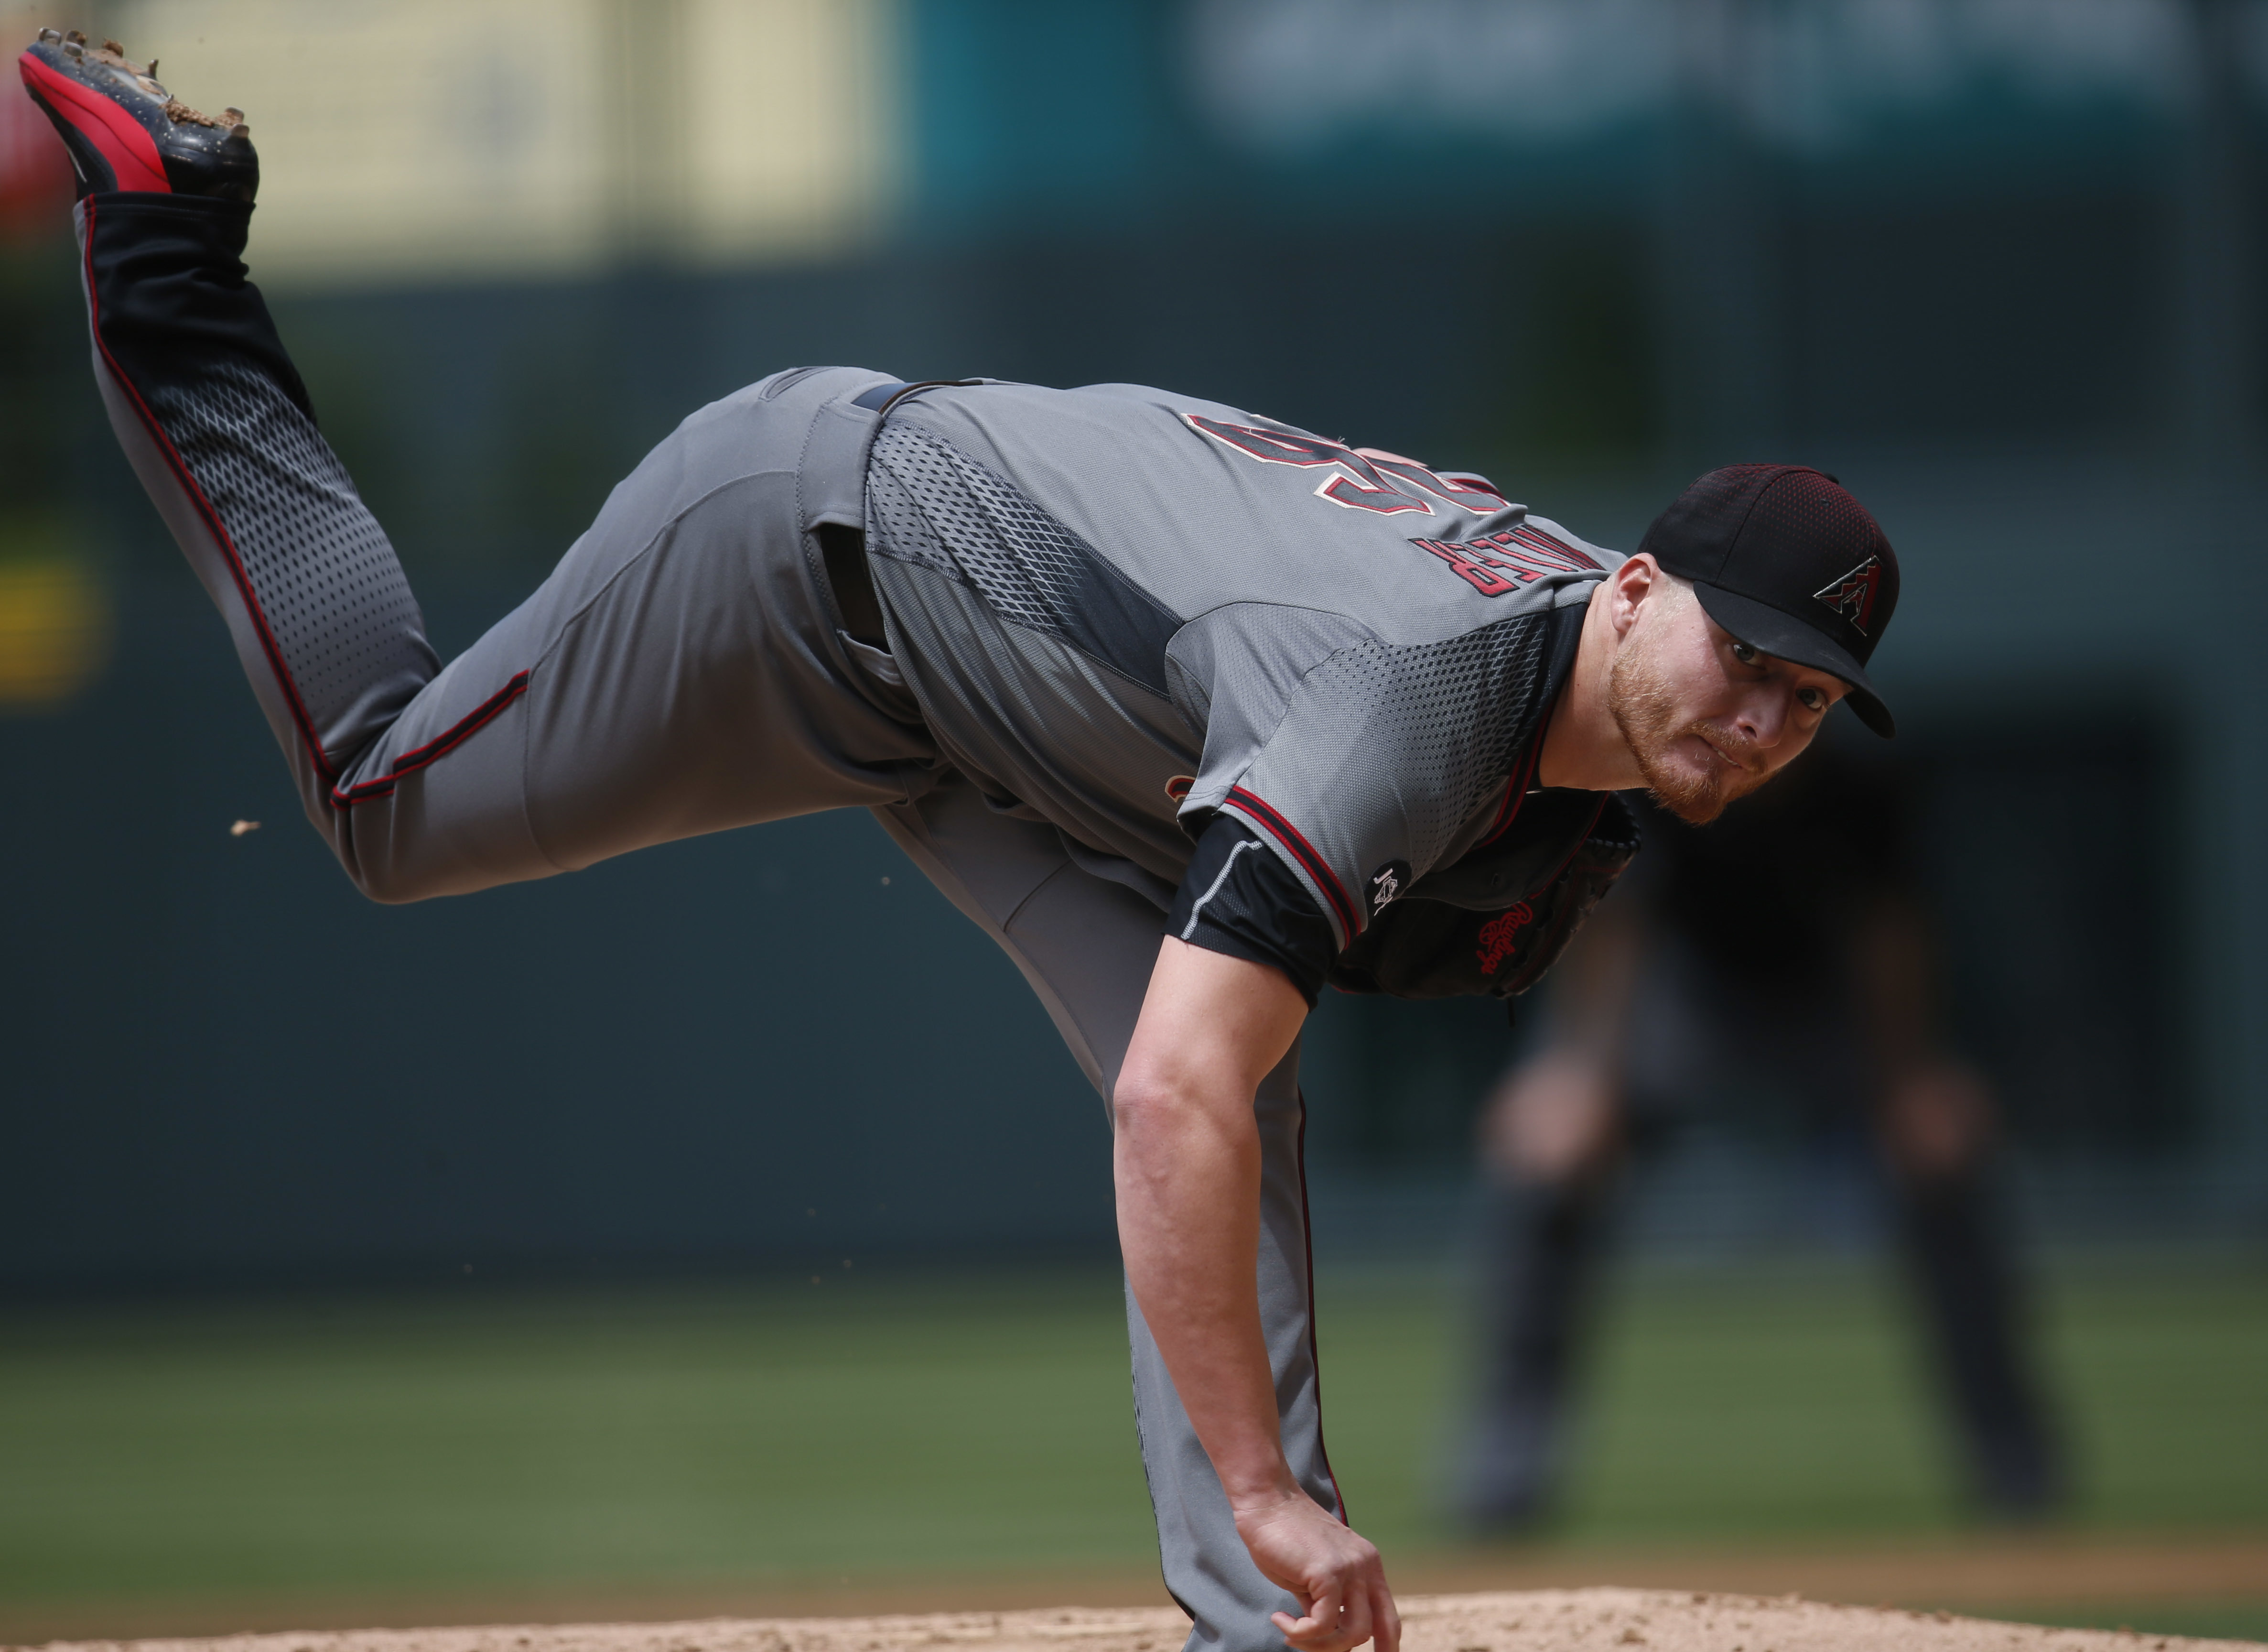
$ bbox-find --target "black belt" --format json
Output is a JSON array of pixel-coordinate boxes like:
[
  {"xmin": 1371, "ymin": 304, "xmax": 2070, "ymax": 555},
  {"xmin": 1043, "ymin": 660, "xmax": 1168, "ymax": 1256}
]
[{"xmin": 819, "ymin": 522, "xmax": 887, "ymax": 648}]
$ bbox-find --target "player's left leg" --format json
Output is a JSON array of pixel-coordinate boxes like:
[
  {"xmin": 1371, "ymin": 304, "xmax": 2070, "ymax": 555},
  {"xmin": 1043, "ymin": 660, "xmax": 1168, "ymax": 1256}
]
[
  {"xmin": 876, "ymin": 777, "xmax": 1340, "ymax": 1652},
  {"xmin": 24, "ymin": 32, "xmax": 937, "ymax": 901}
]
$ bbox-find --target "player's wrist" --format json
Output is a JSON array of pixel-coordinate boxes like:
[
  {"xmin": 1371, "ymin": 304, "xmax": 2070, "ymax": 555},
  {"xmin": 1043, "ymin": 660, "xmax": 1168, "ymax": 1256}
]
[{"xmin": 1222, "ymin": 1470, "xmax": 1312, "ymax": 1523}]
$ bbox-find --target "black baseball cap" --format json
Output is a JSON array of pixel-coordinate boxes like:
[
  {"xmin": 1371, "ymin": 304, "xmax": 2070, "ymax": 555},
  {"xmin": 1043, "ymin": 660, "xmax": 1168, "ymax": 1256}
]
[{"xmin": 1637, "ymin": 464, "xmax": 1900, "ymax": 737}]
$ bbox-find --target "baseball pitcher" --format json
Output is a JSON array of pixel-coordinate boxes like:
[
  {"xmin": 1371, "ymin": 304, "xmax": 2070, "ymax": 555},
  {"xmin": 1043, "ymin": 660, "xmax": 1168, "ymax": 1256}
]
[{"xmin": 20, "ymin": 33, "xmax": 1903, "ymax": 1652}]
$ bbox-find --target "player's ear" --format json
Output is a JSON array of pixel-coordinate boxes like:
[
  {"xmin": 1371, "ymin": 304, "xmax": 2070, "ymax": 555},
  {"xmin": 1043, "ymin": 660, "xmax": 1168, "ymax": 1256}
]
[{"xmin": 1608, "ymin": 553, "xmax": 1661, "ymax": 640}]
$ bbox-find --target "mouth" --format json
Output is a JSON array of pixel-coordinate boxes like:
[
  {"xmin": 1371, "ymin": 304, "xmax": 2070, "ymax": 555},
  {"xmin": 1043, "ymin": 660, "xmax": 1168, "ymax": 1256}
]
[{"xmin": 1691, "ymin": 728, "xmax": 1760, "ymax": 778}]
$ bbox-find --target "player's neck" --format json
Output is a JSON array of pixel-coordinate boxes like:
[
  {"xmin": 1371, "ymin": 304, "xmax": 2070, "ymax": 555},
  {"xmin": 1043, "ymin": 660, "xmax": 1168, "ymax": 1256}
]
[{"xmin": 1535, "ymin": 579, "xmax": 1646, "ymax": 793}]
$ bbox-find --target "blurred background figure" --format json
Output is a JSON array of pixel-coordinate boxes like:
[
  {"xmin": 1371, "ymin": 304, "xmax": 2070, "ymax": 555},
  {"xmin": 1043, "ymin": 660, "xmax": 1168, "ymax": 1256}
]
[{"xmin": 1458, "ymin": 742, "xmax": 2065, "ymax": 1529}]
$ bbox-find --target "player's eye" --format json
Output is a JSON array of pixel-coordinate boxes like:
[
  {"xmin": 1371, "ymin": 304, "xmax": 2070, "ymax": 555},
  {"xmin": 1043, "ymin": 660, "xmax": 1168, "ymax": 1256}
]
[
  {"xmin": 1730, "ymin": 640, "xmax": 1760, "ymax": 666},
  {"xmin": 1797, "ymin": 685, "xmax": 1826, "ymax": 712}
]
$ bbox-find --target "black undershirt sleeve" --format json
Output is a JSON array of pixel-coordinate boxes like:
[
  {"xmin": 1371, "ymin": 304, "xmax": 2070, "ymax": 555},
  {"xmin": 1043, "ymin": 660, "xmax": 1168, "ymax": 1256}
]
[{"xmin": 1168, "ymin": 815, "xmax": 1337, "ymax": 1007}]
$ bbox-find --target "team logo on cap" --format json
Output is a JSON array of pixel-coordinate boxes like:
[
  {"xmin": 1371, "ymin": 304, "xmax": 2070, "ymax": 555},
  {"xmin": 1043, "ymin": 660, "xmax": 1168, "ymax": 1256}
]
[
  {"xmin": 1367, "ymin": 859, "xmax": 1412, "ymax": 914},
  {"xmin": 1814, "ymin": 555, "xmax": 1884, "ymax": 635}
]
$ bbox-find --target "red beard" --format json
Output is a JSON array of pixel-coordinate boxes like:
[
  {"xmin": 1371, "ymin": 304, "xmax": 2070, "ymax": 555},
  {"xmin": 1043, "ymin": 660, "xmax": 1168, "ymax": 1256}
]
[{"xmin": 1606, "ymin": 640, "xmax": 1774, "ymax": 826}]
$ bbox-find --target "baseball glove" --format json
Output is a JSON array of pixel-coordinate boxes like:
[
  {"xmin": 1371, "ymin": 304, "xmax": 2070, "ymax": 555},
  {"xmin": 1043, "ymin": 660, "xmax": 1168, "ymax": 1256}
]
[{"xmin": 1327, "ymin": 790, "xmax": 1640, "ymax": 1013}]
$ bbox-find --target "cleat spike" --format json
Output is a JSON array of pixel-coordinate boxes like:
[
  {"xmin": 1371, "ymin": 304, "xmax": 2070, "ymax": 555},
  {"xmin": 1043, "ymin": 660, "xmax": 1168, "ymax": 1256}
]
[
  {"xmin": 146, "ymin": 57, "xmax": 157, "ymax": 75},
  {"xmin": 19, "ymin": 29, "xmax": 259, "ymax": 202}
]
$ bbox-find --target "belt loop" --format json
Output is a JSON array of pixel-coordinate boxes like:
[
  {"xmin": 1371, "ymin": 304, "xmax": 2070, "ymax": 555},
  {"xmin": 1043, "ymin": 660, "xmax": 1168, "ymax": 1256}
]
[{"xmin": 851, "ymin": 378, "xmax": 983, "ymax": 416}]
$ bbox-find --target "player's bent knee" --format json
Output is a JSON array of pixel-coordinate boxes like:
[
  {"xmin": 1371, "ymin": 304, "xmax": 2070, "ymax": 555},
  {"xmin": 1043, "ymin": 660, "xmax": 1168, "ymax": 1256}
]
[
  {"xmin": 348, "ymin": 867, "xmax": 431, "ymax": 907},
  {"xmin": 317, "ymin": 759, "xmax": 567, "ymax": 906},
  {"xmin": 331, "ymin": 852, "xmax": 443, "ymax": 908},
  {"xmin": 327, "ymin": 831, "xmax": 555, "ymax": 908}
]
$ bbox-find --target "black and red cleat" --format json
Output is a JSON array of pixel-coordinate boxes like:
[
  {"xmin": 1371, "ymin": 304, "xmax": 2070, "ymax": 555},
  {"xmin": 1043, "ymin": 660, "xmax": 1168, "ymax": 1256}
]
[{"xmin": 18, "ymin": 28, "xmax": 256, "ymax": 201}]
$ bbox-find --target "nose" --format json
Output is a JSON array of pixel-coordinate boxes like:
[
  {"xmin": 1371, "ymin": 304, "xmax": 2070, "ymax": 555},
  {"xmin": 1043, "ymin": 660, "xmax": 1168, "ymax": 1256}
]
[{"xmin": 1733, "ymin": 684, "xmax": 1794, "ymax": 750}]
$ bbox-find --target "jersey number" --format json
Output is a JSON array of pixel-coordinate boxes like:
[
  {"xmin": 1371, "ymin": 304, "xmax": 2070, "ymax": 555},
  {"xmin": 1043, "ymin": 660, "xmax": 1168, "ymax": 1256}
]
[
  {"xmin": 1186, "ymin": 413, "xmax": 1600, "ymax": 598},
  {"xmin": 1186, "ymin": 415, "xmax": 1507, "ymax": 516}
]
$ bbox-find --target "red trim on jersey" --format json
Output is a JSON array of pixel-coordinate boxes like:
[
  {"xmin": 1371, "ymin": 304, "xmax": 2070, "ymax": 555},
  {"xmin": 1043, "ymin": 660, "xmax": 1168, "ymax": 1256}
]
[
  {"xmin": 1412, "ymin": 536, "xmax": 1521, "ymax": 597},
  {"xmin": 329, "ymin": 673, "xmax": 531, "ymax": 805},
  {"xmin": 1436, "ymin": 470, "xmax": 1510, "ymax": 508},
  {"xmin": 1293, "ymin": 1089, "xmax": 1349, "ymax": 1526},
  {"xmin": 21, "ymin": 54, "xmax": 171, "ymax": 194},
  {"xmin": 1225, "ymin": 786, "xmax": 1359, "ymax": 940},
  {"xmin": 1480, "ymin": 735, "xmax": 1546, "ymax": 847}
]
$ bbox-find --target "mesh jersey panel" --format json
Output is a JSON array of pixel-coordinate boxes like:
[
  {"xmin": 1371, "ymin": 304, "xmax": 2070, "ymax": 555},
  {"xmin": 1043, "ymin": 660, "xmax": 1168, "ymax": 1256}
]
[
  {"xmin": 864, "ymin": 554, "xmax": 1204, "ymax": 886},
  {"xmin": 867, "ymin": 419, "xmax": 1177, "ymax": 691},
  {"xmin": 1234, "ymin": 609, "xmax": 1557, "ymax": 911},
  {"xmin": 145, "ymin": 358, "xmax": 427, "ymax": 754}
]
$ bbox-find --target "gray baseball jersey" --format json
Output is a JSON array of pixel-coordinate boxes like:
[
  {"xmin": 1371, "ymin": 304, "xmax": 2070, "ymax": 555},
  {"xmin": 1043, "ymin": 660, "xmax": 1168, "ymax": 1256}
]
[{"xmin": 863, "ymin": 382, "xmax": 1612, "ymax": 950}]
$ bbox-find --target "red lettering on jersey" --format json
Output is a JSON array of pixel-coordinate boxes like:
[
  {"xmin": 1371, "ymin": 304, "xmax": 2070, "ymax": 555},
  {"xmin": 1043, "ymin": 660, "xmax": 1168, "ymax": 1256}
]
[
  {"xmin": 1187, "ymin": 416, "xmax": 1432, "ymax": 513},
  {"xmin": 1413, "ymin": 539, "xmax": 1521, "ymax": 596},
  {"xmin": 1498, "ymin": 523, "xmax": 1602, "ymax": 574},
  {"xmin": 1185, "ymin": 413, "xmax": 1601, "ymax": 598},
  {"xmin": 1364, "ymin": 456, "xmax": 1510, "ymax": 514},
  {"xmin": 1408, "ymin": 524, "xmax": 1603, "ymax": 598}
]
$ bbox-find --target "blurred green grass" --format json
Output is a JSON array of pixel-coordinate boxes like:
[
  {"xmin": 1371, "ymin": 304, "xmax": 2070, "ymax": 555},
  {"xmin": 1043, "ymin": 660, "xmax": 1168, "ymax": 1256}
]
[
  {"xmin": 0, "ymin": 1254, "xmax": 2262, "ymax": 1625},
  {"xmin": 1323, "ymin": 1250, "xmax": 2268, "ymax": 1544}
]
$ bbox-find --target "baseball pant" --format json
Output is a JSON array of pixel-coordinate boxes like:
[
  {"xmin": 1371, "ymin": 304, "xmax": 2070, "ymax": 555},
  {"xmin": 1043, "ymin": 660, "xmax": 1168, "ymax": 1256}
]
[{"xmin": 74, "ymin": 191, "xmax": 1340, "ymax": 1652}]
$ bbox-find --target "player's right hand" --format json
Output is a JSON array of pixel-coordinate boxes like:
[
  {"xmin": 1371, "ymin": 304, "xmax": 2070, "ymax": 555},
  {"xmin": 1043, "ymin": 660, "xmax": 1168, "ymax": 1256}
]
[{"xmin": 1232, "ymin": 1487, "xmax": 1401, "ymax": 1652}]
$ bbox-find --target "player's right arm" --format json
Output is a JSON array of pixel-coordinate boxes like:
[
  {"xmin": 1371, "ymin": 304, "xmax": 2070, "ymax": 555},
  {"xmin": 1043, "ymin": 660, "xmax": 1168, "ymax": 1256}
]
[{"xmin": 1112, "ymin": 938, "xmax": 1401, "ymax": 1652}]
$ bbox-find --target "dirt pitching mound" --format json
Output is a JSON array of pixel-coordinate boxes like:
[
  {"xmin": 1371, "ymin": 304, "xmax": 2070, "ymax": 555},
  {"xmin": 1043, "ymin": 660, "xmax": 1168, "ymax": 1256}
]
[{"xmin": 12, "ymin": 1590, "xmax": 2260, "ymax": 1652}]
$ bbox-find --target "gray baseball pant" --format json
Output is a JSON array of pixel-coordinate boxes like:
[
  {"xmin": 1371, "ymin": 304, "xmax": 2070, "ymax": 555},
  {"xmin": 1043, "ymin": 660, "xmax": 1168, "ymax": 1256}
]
[{"xmin": 76, "ymin": 193, "xmax": 1342, "ymax": 1652}]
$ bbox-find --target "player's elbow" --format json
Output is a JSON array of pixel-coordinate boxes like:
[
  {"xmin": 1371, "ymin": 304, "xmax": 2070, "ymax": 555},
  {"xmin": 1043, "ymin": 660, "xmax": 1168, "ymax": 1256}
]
[
  {"xmin": 1111, "ymin": 1068, "xmax": 1202, "ymax": 1207},
  {"xmin": 1112, "ymin": 1055, "xmax": 1228, "ymax": 1144},
  {"xmin": 1110, "ymin": 1063, "xmax": 1184, "ymax": 1138}
]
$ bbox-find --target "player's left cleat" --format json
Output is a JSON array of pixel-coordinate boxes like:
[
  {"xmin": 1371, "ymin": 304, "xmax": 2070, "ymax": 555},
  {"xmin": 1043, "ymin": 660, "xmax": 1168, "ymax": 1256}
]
[{"xmin": 17, "ymin": 28, "xmax": 257, "ymax": 202}]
